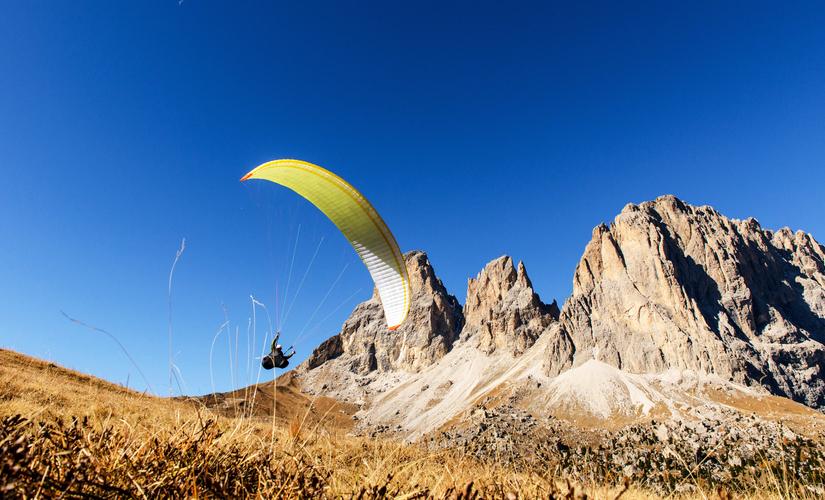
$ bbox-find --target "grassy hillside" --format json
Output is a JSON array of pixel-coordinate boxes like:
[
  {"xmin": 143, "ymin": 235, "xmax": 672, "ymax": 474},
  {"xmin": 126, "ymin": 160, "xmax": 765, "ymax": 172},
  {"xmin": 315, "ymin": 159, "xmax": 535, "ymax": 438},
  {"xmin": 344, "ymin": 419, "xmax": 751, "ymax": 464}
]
[
  {"xmin": 0, "ymin": 348, "xmax": 819, "ymax": 499},
  {"xmin": 181, "ymin": 370, "xmax": 360, "ymax": 431}
]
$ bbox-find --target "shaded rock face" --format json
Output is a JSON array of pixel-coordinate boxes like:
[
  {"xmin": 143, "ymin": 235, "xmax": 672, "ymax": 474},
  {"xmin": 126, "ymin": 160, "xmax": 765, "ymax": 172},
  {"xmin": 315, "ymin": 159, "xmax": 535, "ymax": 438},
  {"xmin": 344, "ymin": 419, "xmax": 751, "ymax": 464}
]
[
  {"xmin": 463, "ymin": 256, "xmax": 559, "ymax": 355},
  {"xmin": 305, "ymin": 335, "xmax": 343, "ymax": 370},
  {"xmin": 307, "ymin": 251, "xmax": 463, "ymax": 374},
  {"xmin": 549, "ymin": 195, "xmax": 825, "ymax": 409}
]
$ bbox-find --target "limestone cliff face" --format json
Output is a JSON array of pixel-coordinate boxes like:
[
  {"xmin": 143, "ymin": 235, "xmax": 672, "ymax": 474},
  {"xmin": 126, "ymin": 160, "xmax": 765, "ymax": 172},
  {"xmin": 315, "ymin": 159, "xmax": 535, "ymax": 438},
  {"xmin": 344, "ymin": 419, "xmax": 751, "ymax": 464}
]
[
  {"xmin": 307, "ymin": 250, "xmax": 463, "ymax": 375},
  {"xmin": 463, "ymin": 256, "xmax": 559, "ymax": 355},
  {"xmin": 548, "ymin": 195, "xmax": 825, "ymax": 409}
]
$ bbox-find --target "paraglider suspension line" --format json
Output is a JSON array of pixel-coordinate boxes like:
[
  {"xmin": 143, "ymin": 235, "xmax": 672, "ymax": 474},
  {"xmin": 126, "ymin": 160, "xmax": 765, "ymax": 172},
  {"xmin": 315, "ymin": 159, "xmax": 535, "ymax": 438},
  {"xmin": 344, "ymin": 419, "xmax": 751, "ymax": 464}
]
[
  {"xmin": 288, "ymin": 286, "xmax": 363, "ymax": 349},
  {"xmin": 291, "ymin": 263, "xmax": 350, "ymax": 347},
  {"xmin": 280, "ymin": 224, "xmax": 300, "ymax": 331},
  {"xmin": 280, "ymin": 236, "xmax": 324, "ymax": 330}
]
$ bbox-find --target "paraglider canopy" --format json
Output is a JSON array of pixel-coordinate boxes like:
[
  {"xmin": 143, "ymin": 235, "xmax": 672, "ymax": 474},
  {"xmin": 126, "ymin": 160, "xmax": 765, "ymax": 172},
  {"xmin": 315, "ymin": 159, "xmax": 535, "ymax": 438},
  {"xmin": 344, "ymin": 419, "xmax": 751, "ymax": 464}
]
[{"xmin": 241, "ymin": 159, "xmax": 410, "ymax": 330}]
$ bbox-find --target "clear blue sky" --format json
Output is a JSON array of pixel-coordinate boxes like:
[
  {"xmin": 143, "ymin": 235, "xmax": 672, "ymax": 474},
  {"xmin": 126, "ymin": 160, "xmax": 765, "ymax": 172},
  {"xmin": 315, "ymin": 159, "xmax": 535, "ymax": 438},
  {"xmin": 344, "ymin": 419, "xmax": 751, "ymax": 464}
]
[{"xmin": 2, "ymin": 1, "xmax": 823, "ymax": 396}]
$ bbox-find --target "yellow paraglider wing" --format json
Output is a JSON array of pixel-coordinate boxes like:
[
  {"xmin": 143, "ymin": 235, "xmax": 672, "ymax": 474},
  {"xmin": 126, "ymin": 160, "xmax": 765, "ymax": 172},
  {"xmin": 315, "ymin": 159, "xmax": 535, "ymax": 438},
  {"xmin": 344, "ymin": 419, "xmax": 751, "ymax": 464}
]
[{"xmin": 241, "ymin": 159, "xmax": 410, "ymax": 329}]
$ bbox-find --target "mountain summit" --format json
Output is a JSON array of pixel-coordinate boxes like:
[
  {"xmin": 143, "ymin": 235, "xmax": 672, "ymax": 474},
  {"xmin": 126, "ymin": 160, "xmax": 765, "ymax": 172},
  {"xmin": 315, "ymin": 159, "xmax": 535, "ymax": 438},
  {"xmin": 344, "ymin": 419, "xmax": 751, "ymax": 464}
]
[
  {"xmin": 554, "ymin": 195, "xmax": 825, "ymax": 409},
  {"xmin": 463, "ymin": 256, "xmax": 559, "ymax": 356},
  {"xmin": 298, "ymin": 251, "xmax": 464, "ymax": 400}
]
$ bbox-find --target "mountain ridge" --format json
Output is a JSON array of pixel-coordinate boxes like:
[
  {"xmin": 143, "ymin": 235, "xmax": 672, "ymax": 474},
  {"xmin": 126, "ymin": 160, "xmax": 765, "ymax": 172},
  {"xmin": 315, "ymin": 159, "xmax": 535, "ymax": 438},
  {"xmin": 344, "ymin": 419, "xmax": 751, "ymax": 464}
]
[{"xmin": 293, "ymin": 195, "xmax": 825, "ymax": 437}]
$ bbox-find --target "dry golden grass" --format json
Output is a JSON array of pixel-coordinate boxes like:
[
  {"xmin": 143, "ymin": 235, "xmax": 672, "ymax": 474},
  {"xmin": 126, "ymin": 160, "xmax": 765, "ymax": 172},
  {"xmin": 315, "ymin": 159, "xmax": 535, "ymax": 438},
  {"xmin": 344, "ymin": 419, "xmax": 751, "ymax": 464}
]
[
  {"xmin": 0, "ymin": 348, "xmax": 193, "ymax": 429},
  {"xmin": 1, "ymin": 348, "xmax": 821, "ymax": 499}
]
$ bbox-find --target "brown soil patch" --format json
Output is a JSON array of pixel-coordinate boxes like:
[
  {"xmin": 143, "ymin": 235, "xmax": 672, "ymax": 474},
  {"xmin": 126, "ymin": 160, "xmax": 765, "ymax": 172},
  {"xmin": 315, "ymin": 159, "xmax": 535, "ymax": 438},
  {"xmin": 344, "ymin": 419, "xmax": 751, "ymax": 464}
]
[{"xmin": 707, "ymin": 391, "xmax": 825, "ymax": 436}]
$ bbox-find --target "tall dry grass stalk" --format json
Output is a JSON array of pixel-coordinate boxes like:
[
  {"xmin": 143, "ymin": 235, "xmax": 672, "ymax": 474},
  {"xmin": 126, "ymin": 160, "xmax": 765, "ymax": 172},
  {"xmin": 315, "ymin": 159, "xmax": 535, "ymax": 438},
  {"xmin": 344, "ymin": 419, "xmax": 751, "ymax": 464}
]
[{"xmin": 169, "ymin": 237, "xmax": 185, "ymax": 397}]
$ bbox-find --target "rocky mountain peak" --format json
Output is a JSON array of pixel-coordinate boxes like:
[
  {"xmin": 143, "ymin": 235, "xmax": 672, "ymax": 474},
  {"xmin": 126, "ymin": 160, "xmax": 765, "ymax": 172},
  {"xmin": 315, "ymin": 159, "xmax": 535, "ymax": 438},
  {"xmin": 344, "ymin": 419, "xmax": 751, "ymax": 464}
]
[
  {"xmin": 550, "ymin": 194, "xmax": 825, "ymax": 410},
  {"xmin": 405, "ymin": 250, "xmax": 446, "ymax": 294},
  {"xmin": 516, "ymin": 261, "xmax": 533, "ymax": 289},
  {"xmin": 303, "ymin": 250, "xmax": 463, "ymax": 378},
  {"xmin": 463, "ymin": 256, "xmax": 559, "ymax": 355}
]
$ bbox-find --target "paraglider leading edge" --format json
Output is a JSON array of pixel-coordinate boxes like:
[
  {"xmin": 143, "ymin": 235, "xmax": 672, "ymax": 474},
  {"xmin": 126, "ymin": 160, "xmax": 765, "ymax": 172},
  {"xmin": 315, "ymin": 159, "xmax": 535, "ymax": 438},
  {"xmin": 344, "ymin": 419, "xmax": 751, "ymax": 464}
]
[{"xmin": 240, "ymin": 159, "xmax": 410, "ymax": 330}]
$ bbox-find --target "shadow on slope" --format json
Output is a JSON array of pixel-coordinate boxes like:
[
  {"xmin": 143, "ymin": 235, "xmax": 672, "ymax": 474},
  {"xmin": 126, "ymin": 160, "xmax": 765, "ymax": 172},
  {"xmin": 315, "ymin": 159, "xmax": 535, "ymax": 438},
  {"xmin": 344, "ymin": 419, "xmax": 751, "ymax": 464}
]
[{"xmin": 181, "ymin": 370, "xmax": 359, "ymax": 431}]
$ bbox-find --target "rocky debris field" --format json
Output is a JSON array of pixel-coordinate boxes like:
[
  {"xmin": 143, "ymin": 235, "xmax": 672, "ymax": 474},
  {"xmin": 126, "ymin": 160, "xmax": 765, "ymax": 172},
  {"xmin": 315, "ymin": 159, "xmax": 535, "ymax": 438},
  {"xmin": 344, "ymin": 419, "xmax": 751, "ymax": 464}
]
[{"xmin": 358, "ymin": 403, "xmax": 825, "ymax": 495}]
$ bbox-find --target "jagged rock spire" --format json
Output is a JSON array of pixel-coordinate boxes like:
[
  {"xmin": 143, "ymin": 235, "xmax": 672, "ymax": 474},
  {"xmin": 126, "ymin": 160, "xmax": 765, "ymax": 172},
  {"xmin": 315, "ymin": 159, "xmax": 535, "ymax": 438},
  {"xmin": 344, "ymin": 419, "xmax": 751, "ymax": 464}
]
[
  {"xmin": 305, "ymin": 251, "xmax": 463, "ymax": 375},
  {"xmin": 463, "ymin": 256, "xmax": 559, "ymax": 355}
]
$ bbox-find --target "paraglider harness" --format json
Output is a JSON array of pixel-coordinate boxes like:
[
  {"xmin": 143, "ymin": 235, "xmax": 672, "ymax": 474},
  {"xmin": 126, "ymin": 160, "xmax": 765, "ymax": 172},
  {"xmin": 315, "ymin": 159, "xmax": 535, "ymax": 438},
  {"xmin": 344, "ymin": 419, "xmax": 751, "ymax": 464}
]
[{"xmin": 262, "ymin": 333, "xmax": 295, "ymax": 370}]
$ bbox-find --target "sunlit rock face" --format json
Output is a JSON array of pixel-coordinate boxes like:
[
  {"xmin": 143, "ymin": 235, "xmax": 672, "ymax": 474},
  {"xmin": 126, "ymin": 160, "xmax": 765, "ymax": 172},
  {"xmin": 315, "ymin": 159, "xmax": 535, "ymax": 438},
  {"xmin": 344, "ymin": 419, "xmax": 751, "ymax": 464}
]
[
  {"xmin": 294, "ymin": 195, "xmax": 825, "ymax": 441},
  {"xmin": 463, "ymin": 256, "xmax": 559, "ymax": 356},
  {"xmin": 307, "ymin": 250, "xmax": 463, "ymax": 375},
  {"xmin": 550, "ymin": 195, "xmax": 825, "ymax": 409}
]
